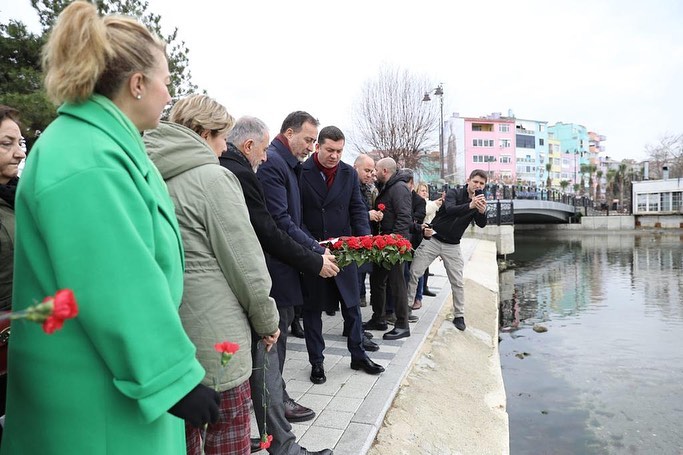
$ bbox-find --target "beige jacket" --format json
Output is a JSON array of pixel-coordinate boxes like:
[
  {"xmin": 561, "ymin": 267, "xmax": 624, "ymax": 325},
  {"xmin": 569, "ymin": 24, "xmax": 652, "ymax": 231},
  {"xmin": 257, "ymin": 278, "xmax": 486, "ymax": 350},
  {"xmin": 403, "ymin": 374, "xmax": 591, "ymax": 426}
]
[{"xmin": 145, "ymin": 122, "xmax": 278, "ymax": 391}]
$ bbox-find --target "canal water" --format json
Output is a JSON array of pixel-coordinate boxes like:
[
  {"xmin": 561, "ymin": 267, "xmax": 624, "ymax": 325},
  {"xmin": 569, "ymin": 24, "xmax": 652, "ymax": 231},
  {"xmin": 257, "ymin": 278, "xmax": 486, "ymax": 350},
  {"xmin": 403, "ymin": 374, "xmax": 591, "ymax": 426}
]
[{"xmin": 499, "ymin": 231, "xmax": 683, "ymax": 455}]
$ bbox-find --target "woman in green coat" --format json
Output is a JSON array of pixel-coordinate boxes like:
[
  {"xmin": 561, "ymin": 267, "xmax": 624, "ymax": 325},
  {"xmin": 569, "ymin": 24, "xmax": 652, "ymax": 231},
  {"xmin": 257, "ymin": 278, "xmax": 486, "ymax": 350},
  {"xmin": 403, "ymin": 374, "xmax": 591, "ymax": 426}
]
[{"xmin": 1, "ymin": 3, "xmax": 218, "ymax": 454}]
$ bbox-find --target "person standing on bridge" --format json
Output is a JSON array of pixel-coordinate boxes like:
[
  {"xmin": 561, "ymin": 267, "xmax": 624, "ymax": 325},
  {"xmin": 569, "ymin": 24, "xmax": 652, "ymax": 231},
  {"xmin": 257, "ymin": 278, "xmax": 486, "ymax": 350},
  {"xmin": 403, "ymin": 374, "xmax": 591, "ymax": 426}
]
[{"xmin": 406, "ymin": 169, "xmax": 488, "ymax": 331}]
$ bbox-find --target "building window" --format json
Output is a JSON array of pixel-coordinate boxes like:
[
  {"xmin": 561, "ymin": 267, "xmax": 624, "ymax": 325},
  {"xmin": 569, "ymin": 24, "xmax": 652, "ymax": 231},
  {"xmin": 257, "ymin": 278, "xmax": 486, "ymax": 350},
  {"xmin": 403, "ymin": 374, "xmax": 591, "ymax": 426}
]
[
  {"xmin": 539, "ymin": 138, "xmax": 545, "ymax": 146},
  {"xmin": 500, "ymin": 156, "xmax": 511, "ymax": 164},
  {"xmin": 516, "ymin": 134, "xmax": 535, "ymax": 148},
  {"xmin": 472, "ymin": 139, "xmax": 495, "ymax": 147},
  {"xmin": 499, "ymin": 124, "xmax": 510, "ymax": 133},
  {"xmin": 499, "ymin": 139, "xmax": 511, "ymax": 148},
  {"xmin": 670, "ymin": 191, "xmax": 682, "ymax": 211},
  {"xmin": 661, "ymin": 193, "xmax": 671, "ymax": 211},
  {"xmin": 473, "ymin": 155, "xmax": 483, "ymax": 163},
  {"xmin": 472, "ymin": 123, "xmax": 493, "ymax": 132},
  {"xmin": 637, "ymin": 194, "xmax": 647, "ymax": 212}
]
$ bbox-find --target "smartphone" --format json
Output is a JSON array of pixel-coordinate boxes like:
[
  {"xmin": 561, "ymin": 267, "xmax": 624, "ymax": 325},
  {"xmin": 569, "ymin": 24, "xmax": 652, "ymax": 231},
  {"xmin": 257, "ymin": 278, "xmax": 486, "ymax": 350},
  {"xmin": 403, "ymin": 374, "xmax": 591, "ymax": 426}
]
[{"xmin": 474, "ymin": 189, "xmax": 484, "ymax": 197}]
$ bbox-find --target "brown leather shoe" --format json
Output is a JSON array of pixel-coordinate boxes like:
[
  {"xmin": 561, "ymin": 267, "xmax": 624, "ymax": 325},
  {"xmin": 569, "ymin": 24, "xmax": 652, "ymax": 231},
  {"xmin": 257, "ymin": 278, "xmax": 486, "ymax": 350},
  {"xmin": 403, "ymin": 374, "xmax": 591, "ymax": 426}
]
[
  {"xmin": 284, "ymin": 398, "xmax": 315, "ymax": 422},
  {"xmin": 411, "ymin": 299, "xmax": 422, "ymax": 310}
]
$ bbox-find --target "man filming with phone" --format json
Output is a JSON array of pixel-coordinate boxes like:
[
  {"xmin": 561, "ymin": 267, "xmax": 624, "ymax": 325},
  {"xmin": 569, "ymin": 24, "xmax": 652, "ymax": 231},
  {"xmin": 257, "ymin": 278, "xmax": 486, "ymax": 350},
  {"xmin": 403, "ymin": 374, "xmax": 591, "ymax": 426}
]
[{"xmin": 406, "ymin": 169, "xmax": 488, "ymax": 331}]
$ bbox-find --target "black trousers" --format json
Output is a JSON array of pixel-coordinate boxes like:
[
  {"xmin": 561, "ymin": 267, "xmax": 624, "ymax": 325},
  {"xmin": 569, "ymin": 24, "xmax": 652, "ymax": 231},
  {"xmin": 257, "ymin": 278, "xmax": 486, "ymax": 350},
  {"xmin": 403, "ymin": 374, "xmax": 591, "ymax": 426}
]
[
  {"xmin": 302, "ymin": 283, "xmax": 366, "ymax": 365},
  {"xmin": 370, "ymin": 262, "xmax": 409, "ymax": 329}
]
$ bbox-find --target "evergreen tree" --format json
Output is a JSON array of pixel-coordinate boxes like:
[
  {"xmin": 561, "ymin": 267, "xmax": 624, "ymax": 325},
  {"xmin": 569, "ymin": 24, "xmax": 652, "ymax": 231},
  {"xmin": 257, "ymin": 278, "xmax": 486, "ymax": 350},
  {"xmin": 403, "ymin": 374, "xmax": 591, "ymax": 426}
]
[{"xmin": 0, "ymin": 0, "xmax": 199, "ymax": 149}]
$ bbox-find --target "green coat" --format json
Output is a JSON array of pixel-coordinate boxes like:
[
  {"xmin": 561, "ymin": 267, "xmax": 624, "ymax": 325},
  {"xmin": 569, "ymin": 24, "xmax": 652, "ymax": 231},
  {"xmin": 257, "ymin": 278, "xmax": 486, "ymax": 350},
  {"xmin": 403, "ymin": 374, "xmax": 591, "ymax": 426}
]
[
  {"xmin": 1, "ymin": 95, "xmax": 205, "ymax": 455},
  {"xmin": 144, "ymin": 122, "xmax": 278, "ymax": 391}
]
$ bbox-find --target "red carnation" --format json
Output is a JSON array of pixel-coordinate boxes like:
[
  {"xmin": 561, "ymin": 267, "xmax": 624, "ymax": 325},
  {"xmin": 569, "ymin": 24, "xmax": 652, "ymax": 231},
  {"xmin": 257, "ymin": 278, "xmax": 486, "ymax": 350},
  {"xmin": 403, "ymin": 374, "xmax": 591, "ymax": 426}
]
[
  {"xmin": 42, "ymin": 316, "xmax": 65, "ymax": 335},
  {"xmin": 50, "ymin": 289, "xmax": 78, "ymax": 320},
  {"xmin": 377, "ymin": 203, "xmax": 385, "ymax": 211},
  {"xmin": 214, "ymin": 341, "xmax": 240, "ymax": 355},
  {"xmin": 332, "ymin": 240, "xmax": 344, "ymax": 249},
  {"xmin": 373, "ymin": 236, "xmax": 387, "ymax": 249},
  {"xmin": 361, "ymin": 236, "xmax": 374, "ymax": 250},
  {"xmin": 260, "ymin": 433, "xmax": 273, "ymax": 449},
  {"xmin": 346, "ymin": 237, "xmax": 361, "ymax": 250}
]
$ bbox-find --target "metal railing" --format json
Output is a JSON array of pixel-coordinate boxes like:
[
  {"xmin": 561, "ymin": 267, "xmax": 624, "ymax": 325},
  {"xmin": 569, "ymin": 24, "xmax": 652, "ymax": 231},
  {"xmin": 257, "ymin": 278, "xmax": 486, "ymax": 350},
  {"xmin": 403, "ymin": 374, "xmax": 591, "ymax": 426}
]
[{"xmin": 486, "ymin": 200, "xmax": 514, "ymax": 225}]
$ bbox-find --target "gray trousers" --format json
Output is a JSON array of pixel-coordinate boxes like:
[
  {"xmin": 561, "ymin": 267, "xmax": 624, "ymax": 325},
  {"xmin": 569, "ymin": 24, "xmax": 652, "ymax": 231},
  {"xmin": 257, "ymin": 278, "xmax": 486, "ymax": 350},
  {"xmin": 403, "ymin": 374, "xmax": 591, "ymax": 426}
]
[
  {"xmin": 407, "ymin": 238, "xmax": 465, "ymax": 317},
  {"xmin": 250, "ymin": 331, "xmax": 300, "ymax": 455}
]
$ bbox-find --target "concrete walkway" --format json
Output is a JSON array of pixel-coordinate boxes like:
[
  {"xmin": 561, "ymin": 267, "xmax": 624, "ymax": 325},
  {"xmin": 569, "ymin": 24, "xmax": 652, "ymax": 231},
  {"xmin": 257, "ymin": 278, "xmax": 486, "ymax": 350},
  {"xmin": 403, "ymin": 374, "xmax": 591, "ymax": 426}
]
[{"xmin": 252, "ymin": 239, "xmax": 505, "ymax": 454}]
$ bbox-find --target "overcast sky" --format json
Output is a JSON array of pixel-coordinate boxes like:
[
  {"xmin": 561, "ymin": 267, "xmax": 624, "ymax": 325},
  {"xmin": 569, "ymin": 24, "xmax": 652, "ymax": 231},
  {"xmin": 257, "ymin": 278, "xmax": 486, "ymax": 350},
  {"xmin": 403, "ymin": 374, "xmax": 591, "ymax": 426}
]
[{"xmin": 2, "ymin": 0, "xmax": 682, "ymax": 162}]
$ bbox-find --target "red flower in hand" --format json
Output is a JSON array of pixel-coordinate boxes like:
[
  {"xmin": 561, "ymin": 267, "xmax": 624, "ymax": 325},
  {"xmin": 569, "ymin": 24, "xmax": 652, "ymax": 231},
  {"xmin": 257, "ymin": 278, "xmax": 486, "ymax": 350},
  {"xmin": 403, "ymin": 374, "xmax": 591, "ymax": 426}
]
[
  {"xmin": 377, "ymin": 203, "xmax": 386, "ymax": 211},
  {"xmin": 214, "ymin": 341, "xmax": 240, "ymax": 367},
  {"xmin": 260, "ymin": 433, "xmax": 273, "ymax": 449},
  {"xmin": 214, "ymin": 341, "xmax": 240, "ymax": 355},
  {"xmin": 50, "ymin": 289, "xmax": 78, "ymax": 320},
  {"xmin": 36, "ymin": 289, "xmax": 79, "ymax": 334},
  {"xmin": 42, "ymin": 316, "xmax": 65, "ymax": 335}
]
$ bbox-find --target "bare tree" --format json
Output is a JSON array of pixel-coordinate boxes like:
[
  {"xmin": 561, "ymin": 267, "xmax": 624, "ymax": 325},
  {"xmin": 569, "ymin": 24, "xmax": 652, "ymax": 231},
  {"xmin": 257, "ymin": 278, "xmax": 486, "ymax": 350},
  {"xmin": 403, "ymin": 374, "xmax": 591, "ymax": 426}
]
[
  {"xmin": 352, "ymin": 65, "xmax": 439, "ymax": 170},
  {"xmin": 644, "ymin": 134, "xmax": 683, "ymax": 178}
]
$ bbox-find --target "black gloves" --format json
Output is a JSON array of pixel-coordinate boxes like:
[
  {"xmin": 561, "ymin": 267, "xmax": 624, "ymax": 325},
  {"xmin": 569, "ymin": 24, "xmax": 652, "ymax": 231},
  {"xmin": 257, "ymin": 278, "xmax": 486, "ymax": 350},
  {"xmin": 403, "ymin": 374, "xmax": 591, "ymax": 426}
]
[{"xmin": 168, "ymin": 384, "xmax": 220, "ymax": 428}]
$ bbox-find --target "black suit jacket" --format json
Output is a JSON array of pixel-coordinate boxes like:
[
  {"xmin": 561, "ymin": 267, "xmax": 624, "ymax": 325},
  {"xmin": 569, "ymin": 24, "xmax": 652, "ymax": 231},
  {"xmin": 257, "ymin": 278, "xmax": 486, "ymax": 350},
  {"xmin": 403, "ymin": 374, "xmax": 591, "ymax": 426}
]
[
  {"xmin": 299, "ymin": 156, "xmax": 370, "ymax": 310},
  {"xmin": 219, "ymin": 145, "xmax": 322, "ymax": 283}
]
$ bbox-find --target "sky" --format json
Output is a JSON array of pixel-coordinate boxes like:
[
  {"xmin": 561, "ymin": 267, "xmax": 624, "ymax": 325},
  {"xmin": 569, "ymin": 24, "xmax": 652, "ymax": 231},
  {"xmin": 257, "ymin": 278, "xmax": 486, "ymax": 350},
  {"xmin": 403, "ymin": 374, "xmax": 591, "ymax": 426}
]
[{"xmin": 2, "ymin": 0, "xmax": 682, "ymax": 163}]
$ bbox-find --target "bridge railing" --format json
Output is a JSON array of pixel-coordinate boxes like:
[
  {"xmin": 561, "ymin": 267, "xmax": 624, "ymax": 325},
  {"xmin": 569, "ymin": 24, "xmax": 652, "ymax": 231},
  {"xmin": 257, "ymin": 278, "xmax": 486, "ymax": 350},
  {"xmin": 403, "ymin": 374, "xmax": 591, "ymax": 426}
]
[
  {"xmin": 485, "ymin": 200, "xmax": 514, "ymax": 226},
  {"xmin": 428, "ymin": 183, "xmax": 632, "ymax": 218}
]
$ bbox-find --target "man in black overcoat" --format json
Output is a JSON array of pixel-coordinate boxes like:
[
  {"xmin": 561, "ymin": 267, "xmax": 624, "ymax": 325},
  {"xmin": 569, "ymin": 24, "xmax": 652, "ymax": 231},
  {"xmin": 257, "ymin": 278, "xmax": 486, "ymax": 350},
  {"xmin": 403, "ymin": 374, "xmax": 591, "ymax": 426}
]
[{"xmin": 299, "ymin": 126, "xmax": 385, "ymax": 384}]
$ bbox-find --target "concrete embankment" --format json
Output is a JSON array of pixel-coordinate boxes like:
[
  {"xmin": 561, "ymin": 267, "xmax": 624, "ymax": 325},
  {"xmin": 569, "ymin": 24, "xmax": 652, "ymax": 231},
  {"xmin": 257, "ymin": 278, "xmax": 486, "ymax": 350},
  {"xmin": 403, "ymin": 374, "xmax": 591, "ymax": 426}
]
[{"xmin": 368, "ymin": 240, "xmax": 509, "ymax": 455}]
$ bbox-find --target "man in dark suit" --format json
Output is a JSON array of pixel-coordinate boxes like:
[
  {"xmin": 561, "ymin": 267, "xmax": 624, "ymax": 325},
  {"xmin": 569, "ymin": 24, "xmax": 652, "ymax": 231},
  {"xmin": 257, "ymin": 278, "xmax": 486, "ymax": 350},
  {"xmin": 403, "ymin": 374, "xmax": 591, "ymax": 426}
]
[
  {"xmin": 220, "ymin": 116, "xmax": 336, "ymax": 455},
  {"xmin": 299, "ymin": 126, "xmax": 385, "ymax": 384}
]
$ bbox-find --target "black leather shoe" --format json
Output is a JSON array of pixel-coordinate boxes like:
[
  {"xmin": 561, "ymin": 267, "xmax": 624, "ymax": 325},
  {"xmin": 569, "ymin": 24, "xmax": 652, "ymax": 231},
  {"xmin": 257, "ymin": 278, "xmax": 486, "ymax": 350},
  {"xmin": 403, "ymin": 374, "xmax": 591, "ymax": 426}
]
[
  {"xmin": 362, "ymin": 336, "xmax": 379, "ymax": 352},
  {"xmin": 310, "ymin": 363, "xmax": 326, "ymax": 384},
  {"xmin": 291, "ymin": 318, "xmax": 305, "ymax": 338},
  {"xmin": 453, "ymin": 317, "xmax": 466, "ymax": 331},
  {"xmin": 350, "ymin": 357, "xmax": 385, "ymax": 375},
  {"xmin": 299, "ymin": 449, "xmax": 334, "ymax": 455},
  {"xmin": 284, "ymin": 398, "xmax": 315, "ymax": 422},
  {"xmin": 250, "ymin": 438, "xmax": 261, "ymax": 453},
  {"xmin": 362, "ymin": 319, "xmax": 388, "ymax": 331},
  {"xmin": 383, "ymin": 327, "xmax": 410, "ymax": 340},
  {"xmin": 422, "ymin": 289, "xmax": 437, "ymax": 297}
]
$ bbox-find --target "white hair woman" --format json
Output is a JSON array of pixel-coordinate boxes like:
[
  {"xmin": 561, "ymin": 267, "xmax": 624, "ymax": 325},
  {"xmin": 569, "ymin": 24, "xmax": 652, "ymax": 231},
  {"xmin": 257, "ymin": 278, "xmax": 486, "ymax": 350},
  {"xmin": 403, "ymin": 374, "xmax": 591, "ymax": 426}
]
[{"xmin": 2, "ymin": 3, "xmax": 219, "ymax": 454}]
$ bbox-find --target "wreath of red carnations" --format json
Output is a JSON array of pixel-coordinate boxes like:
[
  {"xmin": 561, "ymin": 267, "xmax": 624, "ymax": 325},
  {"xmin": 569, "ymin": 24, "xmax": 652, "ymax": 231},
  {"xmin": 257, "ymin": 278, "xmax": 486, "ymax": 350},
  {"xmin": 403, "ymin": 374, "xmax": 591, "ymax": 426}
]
[{"xmin": 322, "ymin": 234, "xmax": 412, "ymax": 270}]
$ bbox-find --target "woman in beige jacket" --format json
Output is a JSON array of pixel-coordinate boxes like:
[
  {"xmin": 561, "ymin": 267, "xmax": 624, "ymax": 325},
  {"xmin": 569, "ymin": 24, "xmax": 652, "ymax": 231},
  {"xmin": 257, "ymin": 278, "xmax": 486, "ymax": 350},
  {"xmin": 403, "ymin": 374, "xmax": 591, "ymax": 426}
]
[{"xmin": 144, "ymin": 95, "xmax": 279, "ymax": 455}]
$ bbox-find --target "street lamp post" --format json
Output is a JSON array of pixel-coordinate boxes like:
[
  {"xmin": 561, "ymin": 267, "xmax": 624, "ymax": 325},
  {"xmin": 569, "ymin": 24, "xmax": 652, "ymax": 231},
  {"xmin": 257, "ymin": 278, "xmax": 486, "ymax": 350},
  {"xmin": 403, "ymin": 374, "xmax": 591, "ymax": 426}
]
[{"xmin": 423, "ymin": 83, "xmax": 444, "ymax": 180}]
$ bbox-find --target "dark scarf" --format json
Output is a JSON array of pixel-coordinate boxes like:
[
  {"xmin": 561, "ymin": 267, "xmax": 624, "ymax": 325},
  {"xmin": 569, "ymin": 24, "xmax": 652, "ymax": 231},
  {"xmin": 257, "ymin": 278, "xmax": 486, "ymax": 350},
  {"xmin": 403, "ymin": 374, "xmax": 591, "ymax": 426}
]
[
  {"xmin": 313, "ymin": 153, "xmax": 339, "ymax": 189},
  {"xmin": 0, "ymin": 177, "xmax": 18, "ymax": 209}
]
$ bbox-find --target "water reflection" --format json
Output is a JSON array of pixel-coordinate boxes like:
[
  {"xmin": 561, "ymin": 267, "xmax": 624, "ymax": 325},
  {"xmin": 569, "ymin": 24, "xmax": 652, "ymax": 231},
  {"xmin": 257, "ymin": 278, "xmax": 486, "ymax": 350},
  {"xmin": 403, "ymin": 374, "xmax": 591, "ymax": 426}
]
[{"xmin": 500, "ymin": 232, "xmax": 683, "ymax": 455}]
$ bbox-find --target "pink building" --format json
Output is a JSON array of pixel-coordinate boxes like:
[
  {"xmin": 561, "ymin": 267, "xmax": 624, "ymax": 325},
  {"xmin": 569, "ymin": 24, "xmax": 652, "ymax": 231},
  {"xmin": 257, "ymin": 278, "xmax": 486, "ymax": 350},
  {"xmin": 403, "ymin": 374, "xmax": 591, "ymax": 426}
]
[{"xmin": 463, "ymin": 114, "xmax": 517, "ymax": 184}]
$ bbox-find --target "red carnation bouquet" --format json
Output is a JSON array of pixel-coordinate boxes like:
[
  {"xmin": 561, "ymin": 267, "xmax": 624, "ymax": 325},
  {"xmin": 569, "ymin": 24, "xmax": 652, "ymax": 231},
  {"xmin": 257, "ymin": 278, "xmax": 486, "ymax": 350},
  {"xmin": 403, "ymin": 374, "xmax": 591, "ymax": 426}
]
[{"xmin": 323, "ymin": 234, "xmax": 412, "ymax": 270}]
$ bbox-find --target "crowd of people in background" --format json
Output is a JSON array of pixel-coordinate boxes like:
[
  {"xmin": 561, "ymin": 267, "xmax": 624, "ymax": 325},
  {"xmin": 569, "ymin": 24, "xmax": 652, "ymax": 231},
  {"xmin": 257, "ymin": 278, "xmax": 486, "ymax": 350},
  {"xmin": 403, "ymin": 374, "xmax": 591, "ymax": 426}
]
[{"xmin": 0, "ymin": 2, "xmax": 489, "ymax": 454}]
